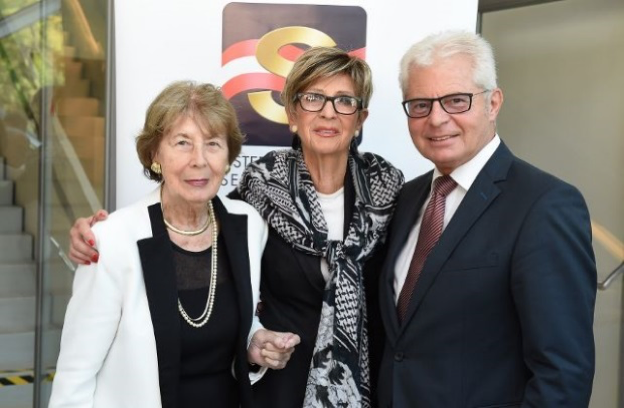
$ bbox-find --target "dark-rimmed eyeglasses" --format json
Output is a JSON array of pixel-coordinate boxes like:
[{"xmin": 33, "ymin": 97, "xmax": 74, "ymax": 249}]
[
  {"xmin": 402, "ymin": 90, "xmax": 490, "ymax": 118},
  {"xmin": 295, "ymin": 92, "xmax": 362, "ymax": 115}
]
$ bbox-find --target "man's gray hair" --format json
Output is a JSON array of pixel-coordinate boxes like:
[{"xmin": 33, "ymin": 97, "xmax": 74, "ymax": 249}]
[{"xmin": 399, "ymin": 30, "xmax": 498, "ymax": 97}]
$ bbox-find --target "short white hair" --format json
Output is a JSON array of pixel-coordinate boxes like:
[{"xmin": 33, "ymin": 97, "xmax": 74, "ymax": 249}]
[{"xmin": 399, "ymin": 30, "xmax": 498, "ymax": 97}]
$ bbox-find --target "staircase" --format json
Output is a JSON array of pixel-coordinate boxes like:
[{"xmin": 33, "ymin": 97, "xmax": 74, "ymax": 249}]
[
  {"xmin": 0, "ymin": 153, "xmax": 79, "ymax": 407},
  {"xmin": 0, "ymin": 3, "xmax": 106, "ymax": 406},
  {"xmin": 56, "ymin": 30, "xmax": 106, "ymax": 199},
  {"xmin": 0, "ymin": 156, "xmax": 39, "ymax": 408}
]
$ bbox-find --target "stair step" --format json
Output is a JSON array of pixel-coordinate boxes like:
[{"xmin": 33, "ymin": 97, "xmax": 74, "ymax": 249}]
[
  {"xmin": 47, "ymin": 259, "xmax": 75, "ymax": 295},
  {"xmin": 0, "ymin": 207, "xmax": 23, "ymax": 233},
  {"xmin": 0, "ymin": 383, "xmax": 33, "ymax": 408},
  {"xmin": 69, "ymin": 135, "xmax": 105, "ymax": 159},
  {"xmin": 0, "ymin": 127, "xmax": 32, "ymax": 171},
  {"xmin": 0, "ymin": 179, "xmax": 14, "ymax": 205},
  {"xmin": 0, "ymin": 256, "xmax": 75, "ymax": 297},
  {"xmin": 58, "ymin": 115, "xmax": 104, "ymax": 139},
  {"xmin": 51, "ymin": 160, "xmax": 79, "ymax": 182},
  {"xmin": 50, "ymin": 197, "xmax": 95, "ymax": 214},
  {"xmin": 2, "ymin": 112, "xmax": 27, "ymax": 129},
  {"xmin": 0, "ymin": 297, "xmax": 37, "ymax": 333},
  {"xmin": 50, "ymin": 188, "xmax": 94, "ymax": 214},
  {"xmin": 0, "ymin": 263, "xmax": 36, "ymax": 297},
  {"xmin": 0, "ymin": 234, "xmax": 32, "ymax": 262},
  {"xmin": 51, "ymin": 202, "xmax": 94, "ymax": 218},
  {"xmin": 63, "ymin": 59, "xmax": 83, "ymax": 77},
  {"xmin": 0, "ymin": 294, "xmax": 69, "ymax": 334},
  {"xmin": 50, "ymin": 157, "xmax": 104, "ymax": 188},
  {"xmin": 49, "ymin": 216, "xmax": 74, "ymax": 240},
  {"xmin": 48, "ymin": 207, "xmax": 95, "ymax": 237},
  {"xmin": 56, "ymin": 98, "xmax": 100, "ymax": 116},
  {"xmin": 64, "ymin": 45, "xmax": 76, "ymax": 57},
  {"xmin": 59, "ymin": 78, "xmax": 90, "ymax": 98},
  {"xmin": 49, "ymin": 179, "xmax": 99, "ymax": 206},
  {"xmin": 5, "ymin": 166, "xmax": 26, "ymax": 183},
  {"xmin": 0, "ymin": 329, "xmax": 61, "ymax": 372},
  {"xmin": 83, "ymin": 60, "xmax": 105, "ymax": 83},
  {"xmin": 52, "ymin": 294, "xmax": 71, "ymax": 327},
  {"xmin": 80, "ymin": 157, "xmax": 104, "ymax": 186}
]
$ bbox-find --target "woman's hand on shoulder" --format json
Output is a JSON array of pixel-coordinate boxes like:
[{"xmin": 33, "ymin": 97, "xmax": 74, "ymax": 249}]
[
  {"xmin": 68, "ymin": 210, "xmax": 108, "ymax": 265},
  {"xmin": 247, "ymin": 328, "xmax": 301, "ymax": 370}
]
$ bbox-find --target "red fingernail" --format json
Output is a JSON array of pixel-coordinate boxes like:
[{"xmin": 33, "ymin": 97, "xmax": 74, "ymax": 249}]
[
  {"xmin": 85, "ymin": 261, "xmax": 91, "ymax": 265},
  {"xmin": 88, "ymin": 239, "xmax": 95, "ymax": 246},
  {"xmin": 91, "ymin": 254, "xmax": 99, "ymax": 262}
]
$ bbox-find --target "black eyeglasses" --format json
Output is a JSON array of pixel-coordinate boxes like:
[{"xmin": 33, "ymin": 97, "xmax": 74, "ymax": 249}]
[
  {"xmin": 295, "ymin": 92, "xmax": 362, "ymax": 115},
  {"xmin": 402, "ymin": 90, "xmax": 490, "ymax": 118}
]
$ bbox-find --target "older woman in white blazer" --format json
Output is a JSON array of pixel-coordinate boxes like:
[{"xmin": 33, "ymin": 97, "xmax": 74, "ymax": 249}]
[{"xmin": 49, "ymin": 81, "xmax": 300, "ymax": 408}]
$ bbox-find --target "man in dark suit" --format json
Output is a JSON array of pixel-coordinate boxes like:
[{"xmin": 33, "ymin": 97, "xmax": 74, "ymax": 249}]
[{"xmin": 377, "ymin": 30, "xmax": 597, "ymax": 407}]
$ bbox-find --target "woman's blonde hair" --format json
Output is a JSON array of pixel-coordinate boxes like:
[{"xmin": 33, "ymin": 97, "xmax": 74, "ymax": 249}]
[{"xmin": 281, "ymin": 46, "xmax": 373, "ymax": 115}]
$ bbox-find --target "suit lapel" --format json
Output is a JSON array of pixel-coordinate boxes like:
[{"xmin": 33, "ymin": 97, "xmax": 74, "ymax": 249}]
[
  {"xmin": 380, "ymin": 172, "xmax": 433, "ymax": 340},
  {"xmin": 399, "ymin": 143, "xmax": 514, "ymax": 332},
  {"xmin": 137, "ymin": 203, "xmax": 180, "ymax": 408},
  {"xmin": 212, "ymin": 197, "xmax": 253, "ymax": 359}
]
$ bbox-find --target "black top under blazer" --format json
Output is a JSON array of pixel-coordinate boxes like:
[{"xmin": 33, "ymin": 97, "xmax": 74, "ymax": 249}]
[
  {"xmin": 230, "ymin": 173, "xmax": 386, "ymax": 407},
  {"xmin": 139, "ymin": 199, "xmax": 259, "ymax": 408}
]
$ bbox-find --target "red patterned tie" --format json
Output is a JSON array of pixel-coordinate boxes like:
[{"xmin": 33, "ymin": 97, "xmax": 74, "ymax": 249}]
[{"xmin": 397, "ymin": 175, "xmax": 457, "ymax": 322}]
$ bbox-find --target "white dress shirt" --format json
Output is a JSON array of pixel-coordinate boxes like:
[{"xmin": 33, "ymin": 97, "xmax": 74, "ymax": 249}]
[{"xmin": 394, "ymin": 135, "xmax": 501, "ymax": 302}]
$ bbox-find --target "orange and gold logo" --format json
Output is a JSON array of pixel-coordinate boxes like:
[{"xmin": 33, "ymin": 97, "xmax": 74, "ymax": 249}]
[{"xmin": 222, "ymin": 3, "xmax": 367, "ymax": 146}]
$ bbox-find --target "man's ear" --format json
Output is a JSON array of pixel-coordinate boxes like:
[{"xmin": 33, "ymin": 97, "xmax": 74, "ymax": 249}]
[{"xmin": 488, "ymin": 88, "xmax": 504, "ymax": 121}]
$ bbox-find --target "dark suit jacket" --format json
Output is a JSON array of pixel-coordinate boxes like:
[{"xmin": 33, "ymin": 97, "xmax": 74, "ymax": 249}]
[{"xmin": 378, "ymin": 142, "xmax": 597, "ymax": 408}]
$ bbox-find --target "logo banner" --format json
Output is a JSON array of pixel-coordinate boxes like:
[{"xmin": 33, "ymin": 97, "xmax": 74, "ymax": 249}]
[
  {"xmin": 222, "ymin": 3, "xmax": 367, "ymax": 147},
  {"xmin": 114, "ymin": 0, "xmax": 478, "ymax": 207}
]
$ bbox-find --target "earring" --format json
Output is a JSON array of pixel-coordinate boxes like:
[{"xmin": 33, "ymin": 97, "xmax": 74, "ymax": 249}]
[
  {"xmin": 150, "ymin": 162, "xmax": 162, "ymax": 175},
  {"xmin": 354, "ymin": 130, "xmax": 360, "ymax": 138},
  {"xmin": 225, "ymin": 164, "xmax": 231, "ymax": 174},
  {"xmin": 290, "ymin": 125, "xmax": 298, "ymax": 134}
]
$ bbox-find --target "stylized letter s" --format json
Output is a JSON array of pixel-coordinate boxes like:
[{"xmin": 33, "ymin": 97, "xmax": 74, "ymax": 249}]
[{"xmin": 250, "ymin": 27, "xmax": 336, "ymax": 124}]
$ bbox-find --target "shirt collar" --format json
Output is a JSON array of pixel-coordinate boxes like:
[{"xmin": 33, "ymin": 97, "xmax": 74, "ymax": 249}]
[{"xmin": 432, "ymin": 134, "xmax": 501, "ymax": 192}]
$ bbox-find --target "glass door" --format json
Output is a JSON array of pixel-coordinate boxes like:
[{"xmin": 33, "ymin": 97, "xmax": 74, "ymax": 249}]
[{"xmin": 0, "ymin": 1, "xmax": 109, "ymax": 406}]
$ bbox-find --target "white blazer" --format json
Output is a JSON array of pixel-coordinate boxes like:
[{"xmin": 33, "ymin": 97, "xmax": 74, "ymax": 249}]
[{"xmin": 49, "ymin": 188, "xmax": 267, "ymax": 408}]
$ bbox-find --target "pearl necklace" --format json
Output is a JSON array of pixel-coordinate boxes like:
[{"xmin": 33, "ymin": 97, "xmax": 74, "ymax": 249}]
[
  {"xmin": 160, "ymin": 187, "xmax": 211, "ymax": 236},
  {"xmin": 176, "ymin": 200, "xmax": 219, "ymax": 328},
  {"xmin": 163, "ymin": 212, "xmax": 210, "ymax": 237}
]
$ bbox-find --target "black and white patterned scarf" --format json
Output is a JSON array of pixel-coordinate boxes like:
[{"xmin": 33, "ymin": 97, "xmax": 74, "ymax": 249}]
[{"xmin": 237, "ymin": 142, "xmax": 404, "ymax": 407}]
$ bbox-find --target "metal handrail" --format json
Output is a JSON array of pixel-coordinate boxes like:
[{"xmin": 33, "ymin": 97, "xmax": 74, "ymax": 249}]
[
  {"xmin": 598, "ymin": 261, "xmax": 624, "ymax": 291},
  {"xmin": 0, "ymin": 0, "xmax": 61, "ymax": 39},
  {"xmin": 50, "ymin": 236, "xmax": 76, "ymax": 273},
  {"xmin": 64, "ymin": 0, "xmax": 104, "ymax": 59},
  {"xmin": 52, "ymin": 115, "xmax": 102, "ymax": 212}
]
